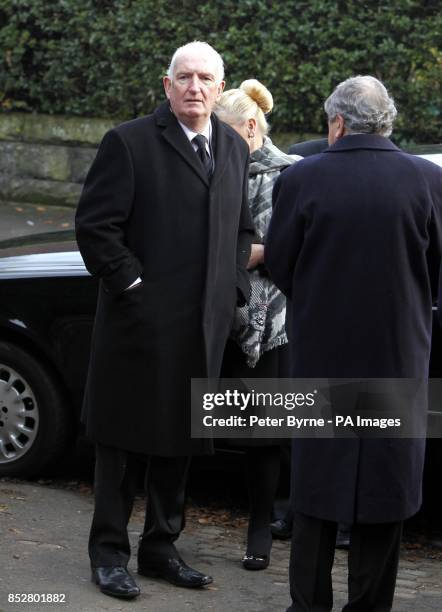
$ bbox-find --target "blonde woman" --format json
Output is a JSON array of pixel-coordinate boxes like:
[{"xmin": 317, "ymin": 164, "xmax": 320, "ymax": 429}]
[{"xmin": 216, "ymin": 80, "xmax": 301, "ymax": 570}]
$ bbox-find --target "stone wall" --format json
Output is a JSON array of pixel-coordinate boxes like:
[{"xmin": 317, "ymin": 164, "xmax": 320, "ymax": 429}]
[
  {"xmin": 0, "ymin": 112, "xmax": 304, "ymax": 210},
  {"xmin": 0, "ymin": 113, "xmax": 116, "ymax": 207}
]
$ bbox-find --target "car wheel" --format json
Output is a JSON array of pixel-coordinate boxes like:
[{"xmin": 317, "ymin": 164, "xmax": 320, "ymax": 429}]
[{"xmin": 0, "ymin": 341, "xmax": 70, "ymax": 478}]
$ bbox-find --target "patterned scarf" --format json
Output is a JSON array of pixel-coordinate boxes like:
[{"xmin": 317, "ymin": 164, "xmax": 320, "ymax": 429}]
[{"xmin": 230, "ymin": 137, "xmax": 301, "ymax": 366}]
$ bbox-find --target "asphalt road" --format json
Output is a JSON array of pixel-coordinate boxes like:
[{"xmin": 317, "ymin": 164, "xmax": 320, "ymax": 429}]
[{"xmin": 0, "ymin": 201, "xmax": 74, "ymax": 241}]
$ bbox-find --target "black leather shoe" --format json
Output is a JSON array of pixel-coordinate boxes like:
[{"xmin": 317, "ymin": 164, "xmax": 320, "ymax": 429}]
[
  {"xmin": 138, "ymin": 557, "xmax": 212, "ymax": 588},
  {"xmin": 270, "ymin": 518, "xmax": 292, "ymax": 540},
  {"xmin": 91, "ymin": 566, "xmax": 140, "ymax": 599},
  {"xmin": 242, "ymin": 553, "xmax": 270, "ymax": 570}
]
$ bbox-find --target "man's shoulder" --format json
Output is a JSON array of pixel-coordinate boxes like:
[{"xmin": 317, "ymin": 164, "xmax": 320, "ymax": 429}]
[
  {"xmin": 215, "ymin": 116, "xmax": 249, "ymax": 157},
  {"xmin": 113, "ymin": 115, "xmax": 155, "ymax": 138},
  {"xmin": 378, "ymin": 149, "xmax": 442, "ymax": 191},
  {"xmin": 215, "ymin": 117, "xmax": 241, "ymax": 140},
  {"xmin": 279, "ymin": 151, "xmax": 326, "ymax": 178},
  {"xmin": 97, "ymin": 114, "xmax": 159, "ymax": 151},
  {"xmin": 396, "ymin": 150, "xmax": 442, "ymax": 174}
]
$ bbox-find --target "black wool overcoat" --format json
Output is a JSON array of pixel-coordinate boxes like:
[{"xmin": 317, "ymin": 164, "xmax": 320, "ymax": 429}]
[
  {"xmin": 265, "ymin": 135, "xmax": 442, "ymax": 523},
  {"xmin": 75, "ymin": 102, "xmax": 254, "ymax": 456}
]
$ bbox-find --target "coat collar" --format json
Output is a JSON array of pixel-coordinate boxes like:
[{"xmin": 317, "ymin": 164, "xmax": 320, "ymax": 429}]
[
  {"xmin": 325, "ymin": 134, "xmax": 401, "ymax": 153},
  {"xmin": 210, "ymin": 113, "xmax": 237, "ymax": 189},
  {"xmin": 154, "ymin": 101, "xmax": 235, "ymax": 187}
]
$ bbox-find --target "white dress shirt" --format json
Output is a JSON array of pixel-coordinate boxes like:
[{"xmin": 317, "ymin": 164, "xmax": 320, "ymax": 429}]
[{"xmin": 178, "ymin": 119, "xmax": 212, "ymax": 156}]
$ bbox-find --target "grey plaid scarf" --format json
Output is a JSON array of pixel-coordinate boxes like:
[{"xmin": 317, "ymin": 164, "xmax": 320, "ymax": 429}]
[{"xmin": 230, "ymin": 137, "xmax": 301, "ymax": 366}]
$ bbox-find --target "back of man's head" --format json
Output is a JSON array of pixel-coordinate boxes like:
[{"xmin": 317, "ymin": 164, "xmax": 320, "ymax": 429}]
[{"xmin": 324, "ymin": 75, "xmax": 397, "ymax": 137}]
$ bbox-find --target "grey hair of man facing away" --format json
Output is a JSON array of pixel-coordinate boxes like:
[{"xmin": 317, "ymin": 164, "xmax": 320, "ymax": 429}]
[
  {"xmin": 324, "ymin": 75, "xmax": 398, "ymax": 136},
  {"xmin": 265, "ymin": 74, "xmax": 442, "ymax": 612},
  {"xmin": 166, "ymin": 40, "xmax": 225, "ymax": 83}
]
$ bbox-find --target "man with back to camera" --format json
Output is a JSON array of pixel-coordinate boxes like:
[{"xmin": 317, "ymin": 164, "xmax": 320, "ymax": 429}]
[
  {"xmin": 265, "ymin": 76, "xmax": 442, "ymax": 611},
  {"xmin": 75, "ymin": 41, "xmax": 253, "ymax": 600}
]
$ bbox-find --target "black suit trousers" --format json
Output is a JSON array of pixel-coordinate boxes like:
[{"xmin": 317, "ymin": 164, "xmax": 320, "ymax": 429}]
[
  {"xmin": 287, "ymin": 512, "xmax": 403, "ymax": 612},
  {"xmin": 89, "ymin": 443, "xmax": 190, "ymax": 567}
]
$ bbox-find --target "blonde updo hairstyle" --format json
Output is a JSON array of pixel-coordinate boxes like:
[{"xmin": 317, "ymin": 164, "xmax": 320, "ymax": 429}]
[{"xmin": 216, "ymin": 79, "xmax": 273, "ymax": 135}]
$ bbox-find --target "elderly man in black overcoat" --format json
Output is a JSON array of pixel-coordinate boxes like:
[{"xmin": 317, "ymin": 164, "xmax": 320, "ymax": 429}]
[
  {"xmin": 75, "ymin": 41, "xmax": 253, "ymax": 599},
  {"xmin": 265, "ymin": 76, "xmax": 442, "ymax": 611}
]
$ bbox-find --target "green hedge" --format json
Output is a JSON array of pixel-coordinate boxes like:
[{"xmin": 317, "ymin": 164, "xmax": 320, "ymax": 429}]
[{"xmin": 1, "ymin": 0, "xmax": 441, "ymax": 144}]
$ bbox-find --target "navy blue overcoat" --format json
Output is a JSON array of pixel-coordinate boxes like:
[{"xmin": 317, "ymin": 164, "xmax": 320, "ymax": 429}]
[{"xmin": 265, "ymin": 134, "xmax": 442, "ymax": 523}]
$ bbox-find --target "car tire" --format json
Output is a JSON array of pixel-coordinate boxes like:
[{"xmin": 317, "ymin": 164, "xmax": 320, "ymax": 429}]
[{"xmin": 0, "ymin": 341, "xmax": 71, "ymax": 478}]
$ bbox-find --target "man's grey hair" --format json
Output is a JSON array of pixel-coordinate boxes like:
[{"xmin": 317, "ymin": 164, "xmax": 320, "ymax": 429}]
[
  {"xmin": 167, "ymin": 41, "xmax": 224, "ymax": 83},
  {"xmin": 324, "ymin": 75, "xmax": 397, "ymax": 137}
]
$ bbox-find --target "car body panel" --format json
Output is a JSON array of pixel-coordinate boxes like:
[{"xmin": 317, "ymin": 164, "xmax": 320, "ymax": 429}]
[
  {"xmin": 0, "ymin": 251, "xmax": 88, "ymax": 279},
  {"xmin": 0, "ymin": 233, "xmax": 97, "ymax": 420}
]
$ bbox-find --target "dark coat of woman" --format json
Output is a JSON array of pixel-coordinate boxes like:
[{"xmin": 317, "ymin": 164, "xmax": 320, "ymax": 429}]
[
  {"xmin": 265, "ymin": 134, "xmax": 442, "ymax": 524},
  {"xmin": 75, "ymin": 102, "xmax": 254, "ymax": 457}
]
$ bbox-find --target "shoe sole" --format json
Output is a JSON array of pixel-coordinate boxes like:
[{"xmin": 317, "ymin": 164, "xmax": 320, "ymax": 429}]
[
  {"xmin": 91, "ymin": 575, "xmax": 140, "ymax": 599},
  {"xmin": 138, "ymin": 566, "xmax": 213, "ymax": 588},
  {"xmin": 98, "ymin": 586, "xmax": 140, "ymax": 599},
  {"xmin": 242, "ymin": 561, "xmax": 270, "ymax": 571}
]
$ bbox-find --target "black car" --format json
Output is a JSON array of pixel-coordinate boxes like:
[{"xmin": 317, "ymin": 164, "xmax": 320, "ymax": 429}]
[
  {"xmin": 0, "ymin": 151, "xmax": 441, "ymax": 479},
  {"xmin": 0, "ymin": 231, "xmax": 97, "ymax": 476}
]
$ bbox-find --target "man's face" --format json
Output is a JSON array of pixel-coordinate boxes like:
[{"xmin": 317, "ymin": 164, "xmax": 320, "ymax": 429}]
[{"xmin": 163, "ymin": 51, "xmax": 224, "ymax": 130}]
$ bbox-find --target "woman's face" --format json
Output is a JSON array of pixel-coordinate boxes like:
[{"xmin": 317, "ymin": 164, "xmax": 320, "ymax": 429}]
[
  {"xmin": 229, "ymin": 120, "xmax": 250, "ymax": 144},
  {"xmin": 221, "ymin": 115, "xmax": 260, "ymax": 152}
]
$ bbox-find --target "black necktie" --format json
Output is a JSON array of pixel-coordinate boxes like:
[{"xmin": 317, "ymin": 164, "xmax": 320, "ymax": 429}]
[{"xmin": 193, "ymin": 134, "xmax": 212, "ymax": 178}]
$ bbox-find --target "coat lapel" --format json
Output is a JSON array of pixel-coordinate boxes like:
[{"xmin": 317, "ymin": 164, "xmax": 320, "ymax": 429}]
[
  {"xmin": 210, "ymin": 115, "xmax": 236, "ymax": 189},
  {"xmin": 154, "ymin": 103, "xmax": 237, "ymax": 189},
  {"xmin": 155, "ymin": 102, "xmax": 209, "ymax": 186}
]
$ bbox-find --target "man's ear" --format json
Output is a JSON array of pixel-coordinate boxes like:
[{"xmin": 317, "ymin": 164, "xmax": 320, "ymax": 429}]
[
  {"xmin": 216, "ymin": 80, "xmax": 225, "ymax": 97},
  {"xmin": 328, "ymin": 114, "xmax": 346, "ymax": 145},
  {"xmin": 335, "ymin": 114, "xmax": 345, "ymax": 139},
  {"xmin": 163, "ymin": 76, "xmax": 171, "ymax": 99}
]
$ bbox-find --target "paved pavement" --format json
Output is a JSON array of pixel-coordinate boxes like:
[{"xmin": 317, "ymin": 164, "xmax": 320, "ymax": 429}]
[
  {"xmin": 0, "ymin": 480, "xmax": 441, "ymax": 612},
  {"xmin": 0, "ymin": 202, "xmax": 441, "ymax": 611}
]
